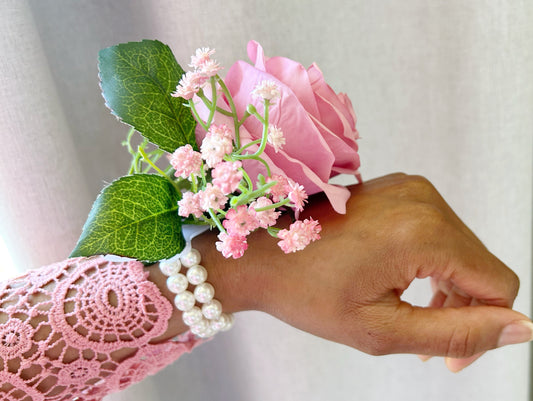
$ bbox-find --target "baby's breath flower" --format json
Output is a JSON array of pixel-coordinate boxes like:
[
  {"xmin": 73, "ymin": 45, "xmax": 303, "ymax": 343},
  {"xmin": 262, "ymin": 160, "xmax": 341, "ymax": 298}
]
[
  {"xmin": 249, "ymin": 197, "xmax": 280, "ymax": 228},
  {"xmin": 170, "ymin": 144, "xmax": 202, "ymax": 179},
  {"xmin": 277, "ymin": 218, "xmax": 322, "ymax": 253},
  {"xmin": 200, "ymin": 59, "xmax": 222, "ymax": 77},
  {"xmin": 201, "ymin": 124, "xmax": 234, "ymax": 168},
  {"xmin": 198, "ymin": 183, "xmax": 228, "ymax": 211},
  {"xmin": 172, "ymin": 71, "xmax": 207, "ymax": 99},
  {"xmin": 189, "ymin": 47, "xmax": 216, "ymax": 69},
  {"xmin": 216, "ymin": 232, "xmax": 248, "ymax": 259},
  {"xmin": 178, "ymin": 192, "xmax": 203, "ymax": 218},
  {"xmin": 212, "ymin": 161, "xmax": 243, "ymax": 194},
  {"xmin": 223, "ymin": 205, "xmax": 259, "ymax": 236},
  {"xmin": 287, "ymin": 180, "xmax": 307, "ymax": 211},
  {"xmin": 267, "ymin": 125, "xmax": 285, "ymax": 153},
  {"xmin": 266, "ymin": 174, "xmax": 290, "ymax": 202},
  {"xmin": 252, "ymin": 80, "xmax": 281, "ymax": 102}
]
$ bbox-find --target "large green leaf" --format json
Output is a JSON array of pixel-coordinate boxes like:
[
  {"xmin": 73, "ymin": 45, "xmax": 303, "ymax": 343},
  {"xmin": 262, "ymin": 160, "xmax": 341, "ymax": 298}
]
[
  {"xmin": 99, "ymin": 40, "xmax": 197, "ymax": 152},
  {"xmin": 71, "ymin": 174, "xmax": 184, "ymax": 262}
]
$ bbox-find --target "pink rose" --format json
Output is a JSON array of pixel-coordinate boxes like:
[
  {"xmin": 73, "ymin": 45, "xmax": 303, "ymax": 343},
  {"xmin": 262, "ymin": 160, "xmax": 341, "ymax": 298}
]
[{"xmin": 196, "ymin": 41, "xmax": 361, "ymax": 214}]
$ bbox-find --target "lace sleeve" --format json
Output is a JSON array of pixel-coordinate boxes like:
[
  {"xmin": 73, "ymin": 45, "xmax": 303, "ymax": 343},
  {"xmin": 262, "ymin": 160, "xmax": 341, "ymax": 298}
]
[{"xmin": 0, "ymin": 256, "xmax": 203, "ymax": 400}]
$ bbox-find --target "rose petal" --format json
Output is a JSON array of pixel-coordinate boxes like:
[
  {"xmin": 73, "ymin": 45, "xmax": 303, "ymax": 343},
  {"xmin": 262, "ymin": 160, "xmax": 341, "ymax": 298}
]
[
  {"xmin": 225, "ymin": 62, "xmax": 336, "ymax": 181},
  {"xmin": 239, "ymin": 138, "xmax": 350, "ymax": 214}
]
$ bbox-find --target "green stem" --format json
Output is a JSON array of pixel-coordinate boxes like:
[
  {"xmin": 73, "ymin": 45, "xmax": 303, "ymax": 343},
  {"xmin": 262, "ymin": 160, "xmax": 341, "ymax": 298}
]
[
  {"xmin": 216, "ymin": 76, "xmax": 241, "ymax": 148},
  {"xmin": 235, "ymin": 139, "xmax": 261, "ymax": 154},
  {"xmin": 216, "ymin": 107, "xmax": 235, "ymax": 117},
  {"xmin": 254, "ymin": 198, "xmax": 290, "ymax": 211},
  {"xmin": 190, "ymin": 174, "xmax": 198, "ymax": 193},
  {"xmin": 256, "ymin": 100, "xmax": 270, "ymax": 155},
  {"xmin": 235, "ymin": 182, "xmax": 276, "ymax": 206},
  {"xmin": 232, "ymin": 154, "xmax": 272, "ymax": 176},
  {"xmin": 240, "ymin": 167, "xmax": 253, "ymax": 191},
  {"xmin": 246, "ymin": 105, "xmax": 266, "ymax": 125},
  {"xmin": 138, "ymin": 147, "xmax": 180, "ymax": 191},
  {"xmin": 204, "ymin": 76, "xmax": 217, "ymax": 127},
  {"xmin": 232, "ymin": 100, "xmax": 270, "ymax": 160},
  {"xmin": 208, "ymin": 208, "xmax": 226, "ymax": 233},
  {"xmin": 238, "ymin": 110, "xmax": 252, "ymax": 127},
  {"xmin": 199, "ymin": 163, "xmax": 207, "ymax": 187},
  {"xmin": 267, "ymin": 226, "xmax": 281, "ymax": 238},
  {"xmin": 123, "ymin": 127, "xmax": 136, "ymax": 155},
  {"xmin": 198, "ymin": 91, "xmax": 233, "ymax": 117},
  {"xmin": 189, "ymin": 99, "xmax": 209, "ymax": 131},
  {"xmin": 182, "ymin": 218, "xmax": 210, "ymax": 226},
  {"xmin": 142, "ymin": 150, "xmax": 164, "ymax": 174}
]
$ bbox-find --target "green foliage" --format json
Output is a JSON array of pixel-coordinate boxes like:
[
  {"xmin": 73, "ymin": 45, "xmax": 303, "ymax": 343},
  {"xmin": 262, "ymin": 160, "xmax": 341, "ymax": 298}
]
[
  {"xmin": 99, "ymin": 40, "xmax": 197, "ymax": 152},
  {"xmin": 70, "ymin": 174, "xmax": 184, "ymax": 263}
]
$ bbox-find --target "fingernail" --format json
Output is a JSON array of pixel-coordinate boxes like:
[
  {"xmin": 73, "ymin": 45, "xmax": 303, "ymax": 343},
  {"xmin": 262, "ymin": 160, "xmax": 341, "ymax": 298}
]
[
  {"xmin": 498, "ymin": 321, "xmax": 533, "ymax": 347},
  {"xmin": 417, "ymin": 354, "xmax": 432, "ymax": 362}
]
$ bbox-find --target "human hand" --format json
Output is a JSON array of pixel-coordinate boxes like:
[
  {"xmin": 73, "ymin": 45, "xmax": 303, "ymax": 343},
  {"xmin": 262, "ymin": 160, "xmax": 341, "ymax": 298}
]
[{"xmin": 196, "ymin": 173, "xmax": 530, "ymax": 372}]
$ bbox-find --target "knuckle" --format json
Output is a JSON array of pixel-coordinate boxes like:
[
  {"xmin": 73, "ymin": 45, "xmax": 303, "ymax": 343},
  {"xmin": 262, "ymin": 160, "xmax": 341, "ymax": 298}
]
[
  {"xmin": 388, "ymin": 172, "xmax": 408, "ymax": 180},
  {"xmin": 507, "ymin": 269, "xmax": 520, "ymax": 303},
  {"xmin": 336, "ymin": 301, "xmax": 395, "ymax": 356},
  {"xmin": 360, "ymin": 333, "xmax": 394, "ymax": 356},
  {"xmin": 391, "ymin": 174, "xmax": 435, "ymax": 198},
  {"xmin": 391, "ymin": 202, "xmax": 448, "ymax": 244},
  {"xmin": 446, "ymin": 326, "xmax": 477, "ymax": 358}
]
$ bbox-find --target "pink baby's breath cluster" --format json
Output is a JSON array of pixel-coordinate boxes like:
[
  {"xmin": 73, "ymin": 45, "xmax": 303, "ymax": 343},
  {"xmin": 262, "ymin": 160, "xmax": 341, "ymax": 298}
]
[
  {"xmin": 212, "ymin": 161, "xmax": 243, "ymax": 194},
  {"xmin": 167, "ymin": 47, "xmax": 322, "ymax": 259},
  {"xmin": 277, "ymin": 218, "xmax": 322, "ymax": 253},
  {"xmin": 172, "ymin": 47, "xmax": 222, "ymax": 100},
  {"xmin": 201, "ymin": 124, "xmax": 233, "ymax": 168},
  {"xmin": 170, "ymin": 144, "xmax": 202, "ymax": 179}
]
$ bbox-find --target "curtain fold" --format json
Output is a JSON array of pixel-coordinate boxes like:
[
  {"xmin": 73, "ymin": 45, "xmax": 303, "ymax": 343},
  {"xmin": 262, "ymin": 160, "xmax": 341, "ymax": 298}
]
[
  {"xmin": 0, "ymin": 0, "xmax": 91, "ymax": 269},
  {"xmin": 0, "ymin": 1, "xmax": 531, "ymax": 400}
]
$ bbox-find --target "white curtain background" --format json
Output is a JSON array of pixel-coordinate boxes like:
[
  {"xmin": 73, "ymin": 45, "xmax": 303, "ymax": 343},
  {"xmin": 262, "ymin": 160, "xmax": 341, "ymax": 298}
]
[{"xmin": 0, "ymin": 1, "xmax": 531, "ymax": 400}]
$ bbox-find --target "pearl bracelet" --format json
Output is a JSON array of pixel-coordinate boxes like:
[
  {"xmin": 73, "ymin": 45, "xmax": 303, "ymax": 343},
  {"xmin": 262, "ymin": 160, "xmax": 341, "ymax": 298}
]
[{"xmin": 159, "ymin": 248, "xmax": 234, "ymax": 338}]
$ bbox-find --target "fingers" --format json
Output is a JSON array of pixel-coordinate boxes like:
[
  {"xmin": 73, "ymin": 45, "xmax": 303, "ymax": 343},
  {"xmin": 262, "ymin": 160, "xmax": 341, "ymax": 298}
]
[
  {"xmin": 414, "ymin": 222, "xmax": 520, "ymax": 309},
  {"xmin": 445, "ymin": 353, "xmax": 484, "ymax": 373},
  {"xmin": 421, "ymin": 283, "xmax": 479, "ymax": 367},
  {"xmin": 382, "ymin": 302, "xmax": 533, "ymax": 357},
  {"xmin": 436, "ymin": 248, "xmax": 519, "ymax": 309}
]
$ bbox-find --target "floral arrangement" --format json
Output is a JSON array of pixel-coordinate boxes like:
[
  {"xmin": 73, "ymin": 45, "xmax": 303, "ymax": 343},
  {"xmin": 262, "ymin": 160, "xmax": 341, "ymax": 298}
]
[{"xmin": 70, "ymin": 40, "xmax": 360, "ymax": 263}]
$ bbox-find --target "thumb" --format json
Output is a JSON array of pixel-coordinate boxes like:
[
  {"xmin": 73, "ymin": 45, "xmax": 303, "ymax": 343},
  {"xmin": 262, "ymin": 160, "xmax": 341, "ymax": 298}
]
[{"xmin": 386, "ymin": 302, "xmax": 533, "ymax": 357}]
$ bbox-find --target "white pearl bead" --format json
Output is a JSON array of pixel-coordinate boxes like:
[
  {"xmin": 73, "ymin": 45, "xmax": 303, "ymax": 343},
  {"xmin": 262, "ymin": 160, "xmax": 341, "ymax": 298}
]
[
  {"xmin": 166, "ymin": 273, "xmax": 188, "ymax": 294},
  {"xmin": 202, "ymin": 299, "xmax": 222, "ymax": 320},
  {"xmin": 180, "ymin": 248, "xmax": 201, "ymax": 268},
  {"xmin": 221, "ymin": 313, "xmax": 235, "ymax": 331},
  {"xmin": 197, "ymin": 326, "xmax": 217, "ymax": 338},
  {"xmin": 210, "ymin": 313, "xmax": 230, "ymax": 331},
  {"xmin": 190, "ymin": 318, "xmax": 209, "ymax": 335},
  {"xmin": 210, "ymin": 313, "xmax": 234, "ymax": 332},
  {"xmin": 159, "ymin": 259, "xmax": 181, "ymax": 276},
  {"xmin": 174, "ymin": 291, "xmax": 195, "ymax": 311},
  {"xmin": 182, "ymin": 306, "xmax": 203, "ymax": 326},
  {"xmin": 186, "ymin": 265, "xmax": 207, "ymax": 285},
  {"xmin": 194, "ymin": 282, "xmax": 214, "ymax": 303}
]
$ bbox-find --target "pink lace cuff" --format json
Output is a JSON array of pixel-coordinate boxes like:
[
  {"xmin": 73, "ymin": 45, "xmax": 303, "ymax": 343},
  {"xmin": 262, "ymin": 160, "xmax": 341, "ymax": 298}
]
[{"xmin": 0, "ymin": 256, "xmax": 203, "ymax": 400}]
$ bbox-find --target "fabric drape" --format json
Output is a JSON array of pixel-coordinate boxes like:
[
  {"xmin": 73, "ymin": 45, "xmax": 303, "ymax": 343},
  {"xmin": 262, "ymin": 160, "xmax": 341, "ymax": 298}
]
[{"xmin": 0, "ymin": 1, "xmax": 531, "ymax": 400}]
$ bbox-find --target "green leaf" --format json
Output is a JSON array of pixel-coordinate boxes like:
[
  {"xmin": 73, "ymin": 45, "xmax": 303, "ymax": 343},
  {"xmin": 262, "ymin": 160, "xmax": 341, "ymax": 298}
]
[
  {"xmin": 99, "ymin": 40, "xmax": 197, "ymax": 152},
  {"xmin": 71, "ymin": 174, "xmax": 184, "ymax": 262}
]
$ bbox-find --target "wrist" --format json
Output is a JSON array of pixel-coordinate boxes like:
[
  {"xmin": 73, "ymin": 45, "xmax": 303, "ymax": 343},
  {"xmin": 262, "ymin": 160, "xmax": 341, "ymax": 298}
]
[
  {"xmin": 145, "ymin": 228, "xmax": 275, "ymax": 340},
  {"xmin": 192, "ymin": 229, "xmax": 273, "ymax": 314}
]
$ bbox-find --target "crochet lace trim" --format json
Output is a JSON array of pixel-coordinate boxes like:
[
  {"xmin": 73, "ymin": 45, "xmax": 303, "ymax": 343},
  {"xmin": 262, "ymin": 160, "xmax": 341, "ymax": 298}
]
[{"xmin": 0, "ymin": 257, "xmax": 200, "ymax": 400}]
